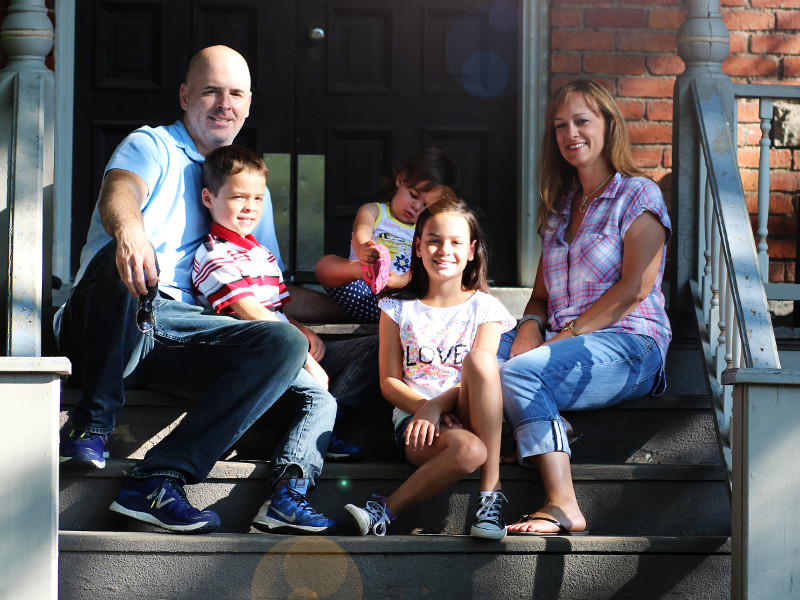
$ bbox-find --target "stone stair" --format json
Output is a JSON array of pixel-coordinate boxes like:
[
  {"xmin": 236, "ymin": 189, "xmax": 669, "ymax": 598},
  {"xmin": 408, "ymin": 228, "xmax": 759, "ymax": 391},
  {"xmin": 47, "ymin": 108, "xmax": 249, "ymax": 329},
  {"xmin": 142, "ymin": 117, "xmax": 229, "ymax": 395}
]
[{"xmin": 56, "ymin": 303, "xmax": 731, "ymax": 599}]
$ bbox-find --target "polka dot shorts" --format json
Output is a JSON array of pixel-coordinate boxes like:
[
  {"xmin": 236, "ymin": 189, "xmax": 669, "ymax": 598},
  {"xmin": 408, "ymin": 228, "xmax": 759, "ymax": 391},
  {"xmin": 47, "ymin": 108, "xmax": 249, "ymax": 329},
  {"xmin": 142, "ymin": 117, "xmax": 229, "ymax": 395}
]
[{"xmin": 324, "ymin": 280, "xmax": 381, "ymax": 323}]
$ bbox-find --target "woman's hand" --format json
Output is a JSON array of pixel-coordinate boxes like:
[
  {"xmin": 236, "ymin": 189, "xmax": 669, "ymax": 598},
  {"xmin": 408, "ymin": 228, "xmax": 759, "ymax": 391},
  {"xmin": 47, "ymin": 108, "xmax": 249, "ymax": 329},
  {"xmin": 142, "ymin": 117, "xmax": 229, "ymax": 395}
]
[{"xmin": 509, "ymin": 320, "xmax": 544, "ymax": 358}]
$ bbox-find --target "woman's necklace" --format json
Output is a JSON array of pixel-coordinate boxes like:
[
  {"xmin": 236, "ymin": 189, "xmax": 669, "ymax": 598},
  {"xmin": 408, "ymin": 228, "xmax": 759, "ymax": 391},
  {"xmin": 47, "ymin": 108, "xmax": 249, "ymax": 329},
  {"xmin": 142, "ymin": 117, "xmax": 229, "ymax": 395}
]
[{"xmin": 578, "ymin": 172, "xmax": 613, "ymax": 213}]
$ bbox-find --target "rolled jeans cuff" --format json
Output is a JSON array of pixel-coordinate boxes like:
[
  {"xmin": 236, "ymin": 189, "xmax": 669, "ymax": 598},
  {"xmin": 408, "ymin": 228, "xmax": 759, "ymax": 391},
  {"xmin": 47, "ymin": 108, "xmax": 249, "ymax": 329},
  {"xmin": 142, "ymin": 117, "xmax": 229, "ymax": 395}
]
[
  {"xmin": 129, "ymin": 468, "xmax": 187, "ymax": 485},
  {"xmin": 515, "ymin": 418, "xmax": 571, "ymax": 461},
  {"xmin": 271, "ymin": 463, "xmax": 310, "ymax": 489}
]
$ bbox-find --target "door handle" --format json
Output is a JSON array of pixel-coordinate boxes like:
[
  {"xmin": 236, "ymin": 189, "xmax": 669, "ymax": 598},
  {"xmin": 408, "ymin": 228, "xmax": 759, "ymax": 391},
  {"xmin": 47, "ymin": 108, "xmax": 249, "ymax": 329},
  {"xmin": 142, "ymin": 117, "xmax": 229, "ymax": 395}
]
[{"xmin": 308, "ymin": 28, "xmax": 325, "ymax": 42}]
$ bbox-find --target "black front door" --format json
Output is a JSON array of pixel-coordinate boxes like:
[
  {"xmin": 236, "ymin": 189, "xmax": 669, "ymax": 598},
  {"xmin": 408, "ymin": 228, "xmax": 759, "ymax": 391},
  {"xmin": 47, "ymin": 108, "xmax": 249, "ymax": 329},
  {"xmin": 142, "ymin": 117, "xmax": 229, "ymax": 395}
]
[{"xmin": 72, "ymin": 0, "xmax": 519, "ymax": 284}]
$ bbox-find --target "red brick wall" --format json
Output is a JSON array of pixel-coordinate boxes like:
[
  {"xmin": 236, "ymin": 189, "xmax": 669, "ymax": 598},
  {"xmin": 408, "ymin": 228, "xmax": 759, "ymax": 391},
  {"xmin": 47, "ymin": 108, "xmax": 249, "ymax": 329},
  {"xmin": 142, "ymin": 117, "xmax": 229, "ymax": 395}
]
[
  {"xmin": 725, "ymin": 0, "xmax": 800, "ymax": 283},
  {"xmin": 550, "ymin": 0, "xmax": 800, "ymax": 283},
  {"xmin": 1, "ymin": 1, "xmax": 798, "ymax": 281}
]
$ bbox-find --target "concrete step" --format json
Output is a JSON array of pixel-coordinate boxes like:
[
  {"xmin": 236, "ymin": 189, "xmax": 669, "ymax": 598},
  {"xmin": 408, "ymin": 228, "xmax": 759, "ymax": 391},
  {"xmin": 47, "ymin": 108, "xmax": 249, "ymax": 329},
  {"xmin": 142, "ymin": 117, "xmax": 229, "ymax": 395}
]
[
  {"xmin": 60, "ymin": 459, "xmax": 730, "ymax": 537},
  {"xmin": 58, "ymin": 530, "xmax": 731, "ymax": 600},
  {"xmin": 60, "ymin": 389, "xmax": 720, "ymax": 465}
]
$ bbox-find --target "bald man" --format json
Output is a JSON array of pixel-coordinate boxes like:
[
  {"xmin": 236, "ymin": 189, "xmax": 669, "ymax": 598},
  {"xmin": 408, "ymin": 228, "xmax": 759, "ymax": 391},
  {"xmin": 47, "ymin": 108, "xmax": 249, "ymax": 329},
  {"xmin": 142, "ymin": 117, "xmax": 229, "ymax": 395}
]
[{"xmin": 56, "ymin": 46, "xmax": 338, "ymax": 535}]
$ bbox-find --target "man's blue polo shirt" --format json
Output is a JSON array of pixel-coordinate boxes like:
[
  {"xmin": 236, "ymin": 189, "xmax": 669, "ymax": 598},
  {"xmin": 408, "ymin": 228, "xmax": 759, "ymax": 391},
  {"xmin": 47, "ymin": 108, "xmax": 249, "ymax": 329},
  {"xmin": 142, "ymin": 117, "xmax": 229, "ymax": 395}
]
[{"xmin": 71, "ymin": 120, "xmax": 283, "ymax": 304}]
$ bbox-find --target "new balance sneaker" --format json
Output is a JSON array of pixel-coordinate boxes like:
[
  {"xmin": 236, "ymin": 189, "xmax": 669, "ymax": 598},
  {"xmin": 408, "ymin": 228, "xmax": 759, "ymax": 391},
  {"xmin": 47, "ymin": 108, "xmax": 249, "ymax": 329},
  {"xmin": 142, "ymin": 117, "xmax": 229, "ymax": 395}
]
[
  {"xmin": 59, "ymin": 429, "xmax": 109, "ymax": 470},
  {"xmin": 345, "ymin": 495, "xmax": 394, "ymax": 536},
  {"xmin": 252, "ymin": 478, "xmax": 338, "ymax": 534},
  {"xmin": 109, "ymin": 477, "xmax": 220, "ymax": 534},
  {"xmin": 470, "ymin": 490, "xmax": 508, "ymax": 540},
  {"xmin": 325, "ymin": 431, "xmax": 362, "ymax": 462}
]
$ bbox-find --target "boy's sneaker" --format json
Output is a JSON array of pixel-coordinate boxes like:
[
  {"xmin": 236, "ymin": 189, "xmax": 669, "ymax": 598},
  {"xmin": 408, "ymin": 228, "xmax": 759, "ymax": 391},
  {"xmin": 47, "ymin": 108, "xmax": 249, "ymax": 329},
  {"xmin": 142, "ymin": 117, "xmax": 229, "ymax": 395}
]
[
  {"xmin": 252, "ymin": 478, "xmax": 338, "ymax": 534},
  {"xmin": 470, "ymin": 490, "xmax": 508, "ymax": 540},
  {"xmin": 59, "ymin": 429, "xmax": 109, "ymax": 470},
  {"xmin": 109, "ymin": 477, "xmax": 220, "ymax": 534},
  {"xmin": 325, "ymin": 432, "xmax": 362, "ymax": 462},
  {"xmin": 345, "ymin": 495, "xmax": 393, "ymax": 536}
]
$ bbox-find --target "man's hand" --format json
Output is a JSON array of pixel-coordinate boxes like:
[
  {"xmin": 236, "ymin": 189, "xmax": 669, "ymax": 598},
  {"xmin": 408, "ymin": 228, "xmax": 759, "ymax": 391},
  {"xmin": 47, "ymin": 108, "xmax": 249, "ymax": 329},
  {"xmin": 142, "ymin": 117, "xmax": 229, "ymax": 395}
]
[
  {"xmin": 115, "ymin": 228, "xmax": 159, "ymax": 297},
  {"xmin": 98, "ymin": 169, "xmax": 155, "ymax": 297}
]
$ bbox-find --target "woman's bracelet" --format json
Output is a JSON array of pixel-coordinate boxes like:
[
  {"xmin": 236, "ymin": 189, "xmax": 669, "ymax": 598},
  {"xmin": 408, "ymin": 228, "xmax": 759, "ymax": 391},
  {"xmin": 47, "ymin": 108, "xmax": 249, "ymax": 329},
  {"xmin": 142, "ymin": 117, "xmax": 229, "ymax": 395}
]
[
  {"xmin": 562, "ymin": 320, "xmax": 580, "ymax": 337},
  {"xmin": 517, "ymin": 314, "xmax": 545, "ymax": 334}
]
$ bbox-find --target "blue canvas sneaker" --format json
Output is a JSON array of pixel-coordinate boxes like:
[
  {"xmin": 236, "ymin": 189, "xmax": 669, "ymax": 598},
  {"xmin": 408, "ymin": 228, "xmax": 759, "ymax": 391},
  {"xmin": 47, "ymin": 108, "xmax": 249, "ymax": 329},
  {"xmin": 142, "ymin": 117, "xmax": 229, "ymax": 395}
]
[
  {"xmin": 59, "ymin": 429, "xmax": 109, "ymax": 470},
  {"xmin": 109, "ymin": 477, "xmax": 220, "ymax": 534},
  {"xmin": 252, "ymin": 478, "xmax": 338, "ymax": 534},
  {"xmin": 325, "ymin": 431, "xmax": 362, "ymax": 462},
  {"xmin": 470, "ymin": 490, "xmax": 508, "ymax": 540}
]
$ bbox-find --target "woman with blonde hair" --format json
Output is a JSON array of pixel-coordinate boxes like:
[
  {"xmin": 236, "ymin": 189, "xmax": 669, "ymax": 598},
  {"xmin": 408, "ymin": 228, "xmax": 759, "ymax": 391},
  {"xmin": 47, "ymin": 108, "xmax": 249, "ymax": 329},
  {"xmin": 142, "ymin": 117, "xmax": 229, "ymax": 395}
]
[{"xmin": 500, "ymin": 79, "xmax": 672, "ymax": 535}]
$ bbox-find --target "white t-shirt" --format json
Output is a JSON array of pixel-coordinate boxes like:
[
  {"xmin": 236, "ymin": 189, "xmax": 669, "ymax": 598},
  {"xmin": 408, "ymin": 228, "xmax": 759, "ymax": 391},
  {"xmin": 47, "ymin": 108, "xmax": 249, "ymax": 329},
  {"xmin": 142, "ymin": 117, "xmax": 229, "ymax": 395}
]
[
  {"xmin": 378, "ymin": 291, "xmax": 516, "ymax": 427},
  {"xmin": 347, "ymin": 202, "xmax": 415, "ymax": 275}
]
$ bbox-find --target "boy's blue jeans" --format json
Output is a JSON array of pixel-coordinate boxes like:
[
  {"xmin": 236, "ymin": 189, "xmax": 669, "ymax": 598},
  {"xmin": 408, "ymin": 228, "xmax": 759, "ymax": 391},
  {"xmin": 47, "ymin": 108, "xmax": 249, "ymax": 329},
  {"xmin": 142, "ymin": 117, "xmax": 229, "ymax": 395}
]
[
  {"xmin": 498, "ymin": 330, "xmax": 664, "ymax": 461},
  {"xmin": 58, "ymin": 240, "xmax": 351, "ymax": 486}
]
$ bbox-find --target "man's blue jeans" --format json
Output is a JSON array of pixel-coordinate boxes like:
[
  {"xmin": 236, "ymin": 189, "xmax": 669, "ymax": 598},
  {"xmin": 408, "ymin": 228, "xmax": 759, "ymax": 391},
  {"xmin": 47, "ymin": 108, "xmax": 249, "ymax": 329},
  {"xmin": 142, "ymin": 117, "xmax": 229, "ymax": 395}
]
[
  {"xmin": 320, "ymin": 334, "xmax": 379, "ymax": 413},
  {"xmin": 58, "ymin": 240, "xmax": 335, "ymax": 485},
  {"xmin": 498, "ymin": 330, "xmax": 664, "ymax": 461}
]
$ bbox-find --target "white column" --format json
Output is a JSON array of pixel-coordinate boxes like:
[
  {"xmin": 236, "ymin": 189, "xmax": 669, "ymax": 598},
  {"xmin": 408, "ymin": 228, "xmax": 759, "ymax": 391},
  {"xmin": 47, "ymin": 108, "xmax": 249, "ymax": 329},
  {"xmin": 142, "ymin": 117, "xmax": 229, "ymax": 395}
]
[
  {"xmin": 0, "ymin": 0, "xmax": 54, "ymax": 356},
  {"xmin": 0, "ymin": 3, "xmax": 69, "ymax": 600}
]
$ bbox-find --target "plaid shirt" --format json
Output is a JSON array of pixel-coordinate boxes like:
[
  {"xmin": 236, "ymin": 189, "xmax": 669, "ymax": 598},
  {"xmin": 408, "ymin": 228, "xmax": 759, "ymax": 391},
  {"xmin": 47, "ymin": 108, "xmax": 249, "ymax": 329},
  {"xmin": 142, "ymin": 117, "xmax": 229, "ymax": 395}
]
[{"xmin": 541, "ymin": 173, "xmax": 672, "ymax": 365}]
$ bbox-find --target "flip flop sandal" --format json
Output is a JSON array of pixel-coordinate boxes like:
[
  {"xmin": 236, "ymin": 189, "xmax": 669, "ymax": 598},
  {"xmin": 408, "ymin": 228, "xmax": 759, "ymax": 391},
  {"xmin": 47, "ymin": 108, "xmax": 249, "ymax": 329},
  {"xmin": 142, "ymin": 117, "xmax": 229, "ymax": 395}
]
[
  {"xmin": 361, "ymin": 243, "xmax": 391, "ymax": 294},
  {"xmin": 507, "ymin": 515, "xmax": 589, "ymax": 537}
]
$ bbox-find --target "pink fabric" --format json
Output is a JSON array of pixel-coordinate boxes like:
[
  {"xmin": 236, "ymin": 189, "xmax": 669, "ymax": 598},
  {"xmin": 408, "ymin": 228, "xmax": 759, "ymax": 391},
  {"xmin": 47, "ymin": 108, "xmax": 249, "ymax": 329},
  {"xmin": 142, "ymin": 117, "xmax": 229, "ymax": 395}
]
[{"xmin": 362, "ymin": 243, "xmax": 391, "ymax": 294}]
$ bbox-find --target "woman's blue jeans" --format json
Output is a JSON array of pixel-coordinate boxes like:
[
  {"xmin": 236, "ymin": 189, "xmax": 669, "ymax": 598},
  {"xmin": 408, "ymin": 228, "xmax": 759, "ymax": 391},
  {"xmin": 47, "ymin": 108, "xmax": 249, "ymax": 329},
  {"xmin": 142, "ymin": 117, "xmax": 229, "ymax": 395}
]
[
  {"xmin": 58, "ymin": 240, "xmax": 338, "ymax": 486},
  {"xmin": 498, "ymin": 330, "xmax": 664, "ymax": 461}
]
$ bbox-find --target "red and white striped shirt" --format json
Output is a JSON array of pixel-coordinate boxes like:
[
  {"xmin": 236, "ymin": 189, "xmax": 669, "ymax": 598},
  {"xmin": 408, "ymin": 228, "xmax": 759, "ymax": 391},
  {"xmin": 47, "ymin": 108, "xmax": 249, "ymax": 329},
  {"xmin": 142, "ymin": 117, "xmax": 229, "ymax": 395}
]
[{"xmin": 192, "ymin": 222, "xmax": 290, "ymax": 318}]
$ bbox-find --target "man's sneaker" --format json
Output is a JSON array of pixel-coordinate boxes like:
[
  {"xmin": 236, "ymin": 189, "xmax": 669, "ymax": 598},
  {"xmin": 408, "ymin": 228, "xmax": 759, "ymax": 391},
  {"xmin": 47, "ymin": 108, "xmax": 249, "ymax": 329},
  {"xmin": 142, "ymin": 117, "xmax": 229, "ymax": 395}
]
[
  {"xmin": 59, "ymin": 429, "xmax": 109, "ymax": 470},
  {"xmin": 325, "ymin": 432, "xmax": 362, "ymax": 462},
  {"xmin": 252, "ymin": 478, "xmax": 338, "ymax": 534},
  {"xmin": 345, "ymin": 495, "xmax": 394, "ymax": 536},
  {"xmin": 470, "ymin": 490, "xmax": 508, "ymax": 540},
  {"xmin": 109, "ymin": 477, "xmax": 220, "ymax": 534}
]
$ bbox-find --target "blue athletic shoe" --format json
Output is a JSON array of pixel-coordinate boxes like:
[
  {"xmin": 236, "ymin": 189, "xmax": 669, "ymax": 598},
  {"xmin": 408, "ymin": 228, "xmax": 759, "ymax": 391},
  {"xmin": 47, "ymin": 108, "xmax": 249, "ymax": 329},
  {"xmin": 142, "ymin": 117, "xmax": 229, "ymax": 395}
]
[
  {"xmin": 109, "ymin": 477, "xmax": 220, "ymax": 534},
  {"xmin": 325, "ymin": 431, "xmax": 362, "ymax": 462},
  {"xmin": 59, "ymin": 429, "xmax": 109, "ymax": 470},
  {"xmin": 252, "ymin": 478, "xmax": 338, "ymax": 534}
]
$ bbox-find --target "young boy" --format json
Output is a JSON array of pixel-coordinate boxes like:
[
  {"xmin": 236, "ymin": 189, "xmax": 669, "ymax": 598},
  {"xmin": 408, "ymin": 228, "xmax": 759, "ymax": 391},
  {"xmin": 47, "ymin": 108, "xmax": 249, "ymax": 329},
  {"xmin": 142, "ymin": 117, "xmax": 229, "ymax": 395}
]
[{"xmin": 191, "ymin": 145, "xmax": 353, "ymax": 534}]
